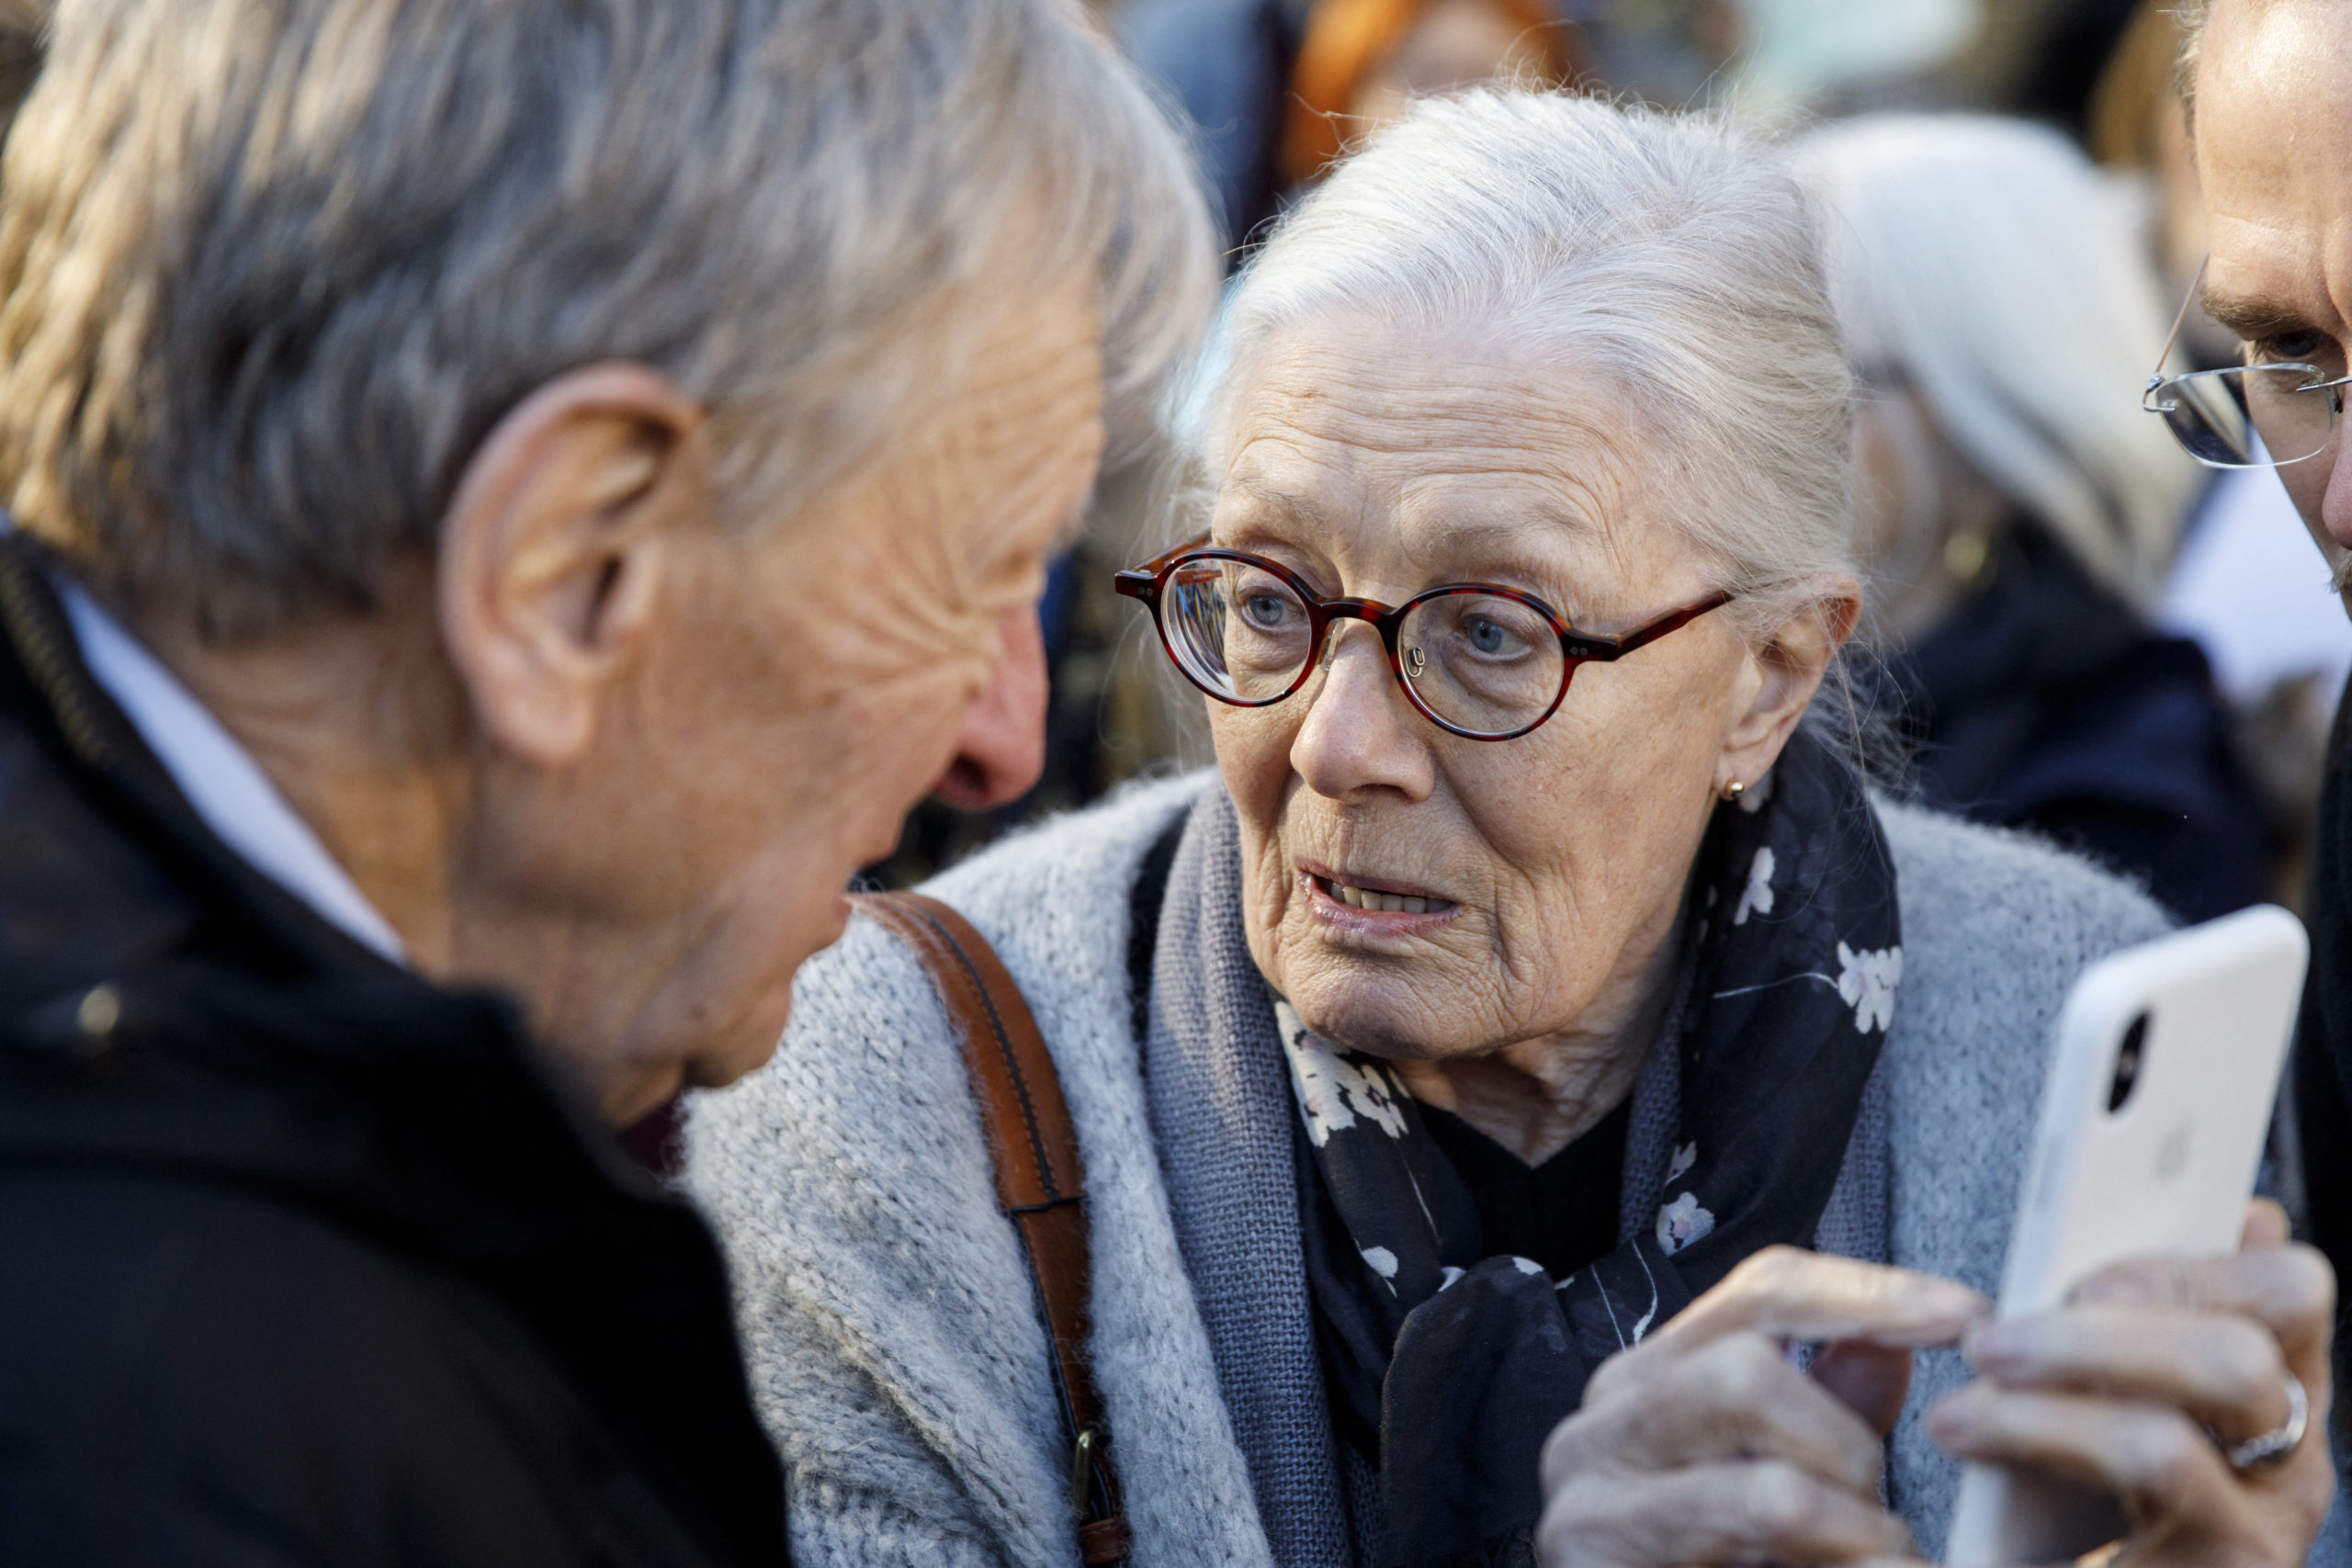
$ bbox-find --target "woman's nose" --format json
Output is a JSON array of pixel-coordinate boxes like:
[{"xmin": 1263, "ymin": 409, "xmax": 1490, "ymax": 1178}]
[{"xmin": 1289, "ymin": 621, "xmax": 1435, "ymax": 802}]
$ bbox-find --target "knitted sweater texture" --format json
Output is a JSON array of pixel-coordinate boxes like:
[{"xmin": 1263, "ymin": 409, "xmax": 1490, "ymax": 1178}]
[{"xmin": 686, "ymin": 771, "xmax": 2174, "ymax": 1567}]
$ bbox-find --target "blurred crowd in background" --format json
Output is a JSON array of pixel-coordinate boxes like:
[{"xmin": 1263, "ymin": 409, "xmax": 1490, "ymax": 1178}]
[{"xmin": 877, "ymin": 0, "xmax": 2352, "ymax": 930}]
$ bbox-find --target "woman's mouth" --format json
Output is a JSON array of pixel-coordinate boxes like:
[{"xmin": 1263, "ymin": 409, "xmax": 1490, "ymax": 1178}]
[
  {"xmin": 1317, "ymin": 876, "xmax": 1451, "ymax": 914},
  {"xmin": 1299, "ymin": 864, "xmax": 1459, "ymax": 926}
]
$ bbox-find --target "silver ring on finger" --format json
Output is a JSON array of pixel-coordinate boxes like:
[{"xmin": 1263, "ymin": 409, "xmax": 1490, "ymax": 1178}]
[{"xmin": 2219, "ymin": 1373, "xmax": 2308, "ymax": 1472}]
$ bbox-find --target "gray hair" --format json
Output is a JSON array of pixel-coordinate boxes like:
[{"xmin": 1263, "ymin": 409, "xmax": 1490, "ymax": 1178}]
[
  {"xmin": 0, "ymin": 0, "xmax": 1217, "ymax": 638},
  {"xmin": 1796, "ymin": 115, "xmax": 2199, "ymax": 609},
  {"xmin": 1200, "ymin": 90, "xmax": 1857, "ymax": 646}
]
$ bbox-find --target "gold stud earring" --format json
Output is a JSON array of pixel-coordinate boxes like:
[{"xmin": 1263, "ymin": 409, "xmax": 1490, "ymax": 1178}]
[{"xmin": 1722, "ymin": 779, "xmax": 1745, "ymax": 802}]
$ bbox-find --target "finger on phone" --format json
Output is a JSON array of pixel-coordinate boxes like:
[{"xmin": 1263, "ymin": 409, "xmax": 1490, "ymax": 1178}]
[
  {"xmin": 1540, "ymin": 1460, "xmax": 1915, "ymax": 1567},
  {"xmin": 1927, "ymin": 1383, "xmax": 2245, "ymax": 1531},
  {"xmin": 2244, "ymin": 1198, "xmax": 2290, "ymax": 1250},
  {"xmin": 2069, "ymin": 1243, "xmax": 2335, "ymax": 1380},
  {"xmin": 1964, "ymin": 1306, "xmax": 2292, "ymax": 1445},
  {"xmin": 1567, "ymin": 1330, "xmax": 1886, "ymax": 1495},
  {"xmin": 1651, "ymin": 1247, "xmax": 1988, "ymax": 1353}
]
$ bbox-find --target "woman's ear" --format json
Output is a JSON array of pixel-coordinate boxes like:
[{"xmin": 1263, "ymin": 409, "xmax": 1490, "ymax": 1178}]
[
  {"xmin": 435, "ymin": 364, "xmax": 707, "ymax": 767},
  {"xmin": 1715, "ymin": 576, "xmax": 1863, "ymax": 795}
]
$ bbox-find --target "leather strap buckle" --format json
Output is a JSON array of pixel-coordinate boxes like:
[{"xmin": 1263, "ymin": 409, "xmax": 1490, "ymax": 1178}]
[{"xmin": 1071, "ymin": 1424, "xmax": 1106, "ymax": 1519}]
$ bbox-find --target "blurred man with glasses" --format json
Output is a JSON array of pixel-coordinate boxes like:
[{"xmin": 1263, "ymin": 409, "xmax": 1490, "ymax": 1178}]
[{"xmin": 2158, "ymin": 0, "xmax": 2352, "ymax": 1512}]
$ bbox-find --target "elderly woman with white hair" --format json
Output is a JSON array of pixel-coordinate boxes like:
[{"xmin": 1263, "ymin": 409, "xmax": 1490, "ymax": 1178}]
[
  {"xmin": 1799, "ymin": 115, "xmax": 2269, "ymax": 921},
  {"xmin": 690, "ymin": 95, "xmax": 2335, "ymax": 1568}
]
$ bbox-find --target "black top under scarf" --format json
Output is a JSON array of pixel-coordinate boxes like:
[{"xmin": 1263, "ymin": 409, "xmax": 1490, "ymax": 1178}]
[
  {"xmin": 1282, "ymin": 729, "xmax": 1903, "ymax": 1568},
  {"xmin": 1420, "ymin": 1103, "xmax": 1629, "ymax": 1281}
]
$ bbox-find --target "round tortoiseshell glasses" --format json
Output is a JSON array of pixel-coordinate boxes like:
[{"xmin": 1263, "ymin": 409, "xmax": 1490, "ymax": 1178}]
[{"xmin": 1114, "ymin": 535, "xmax": 1733, "ymax": 741}]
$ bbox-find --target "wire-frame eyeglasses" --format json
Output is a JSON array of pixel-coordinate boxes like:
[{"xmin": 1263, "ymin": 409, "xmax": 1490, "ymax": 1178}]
[
  {"xmin": 2143, "ymin": 254, "xmax": 2352, "ymax": 469},
  {"xmin": 1113, "ymin": 534, "xmax": 1734, "ymax": 741}
]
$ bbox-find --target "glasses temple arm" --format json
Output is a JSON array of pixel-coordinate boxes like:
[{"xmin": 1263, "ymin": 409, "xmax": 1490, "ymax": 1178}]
[
  {"xmin": 1575, "ymin": 592, "xmax": 1736, "ymax": 660},
  {"xmin": 1113, "ymin": 531, "xmax": 1214, "ymax": 601},
  {"xmin": 2148, "ymin": 254, "xmax": 2211, "ymax": 391}
]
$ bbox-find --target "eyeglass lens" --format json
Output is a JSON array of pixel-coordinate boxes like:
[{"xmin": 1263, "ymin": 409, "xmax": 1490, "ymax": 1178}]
[
  {"xmin": 2154, "ymin": 365, "xmax": 2339, "ymax": 467},
  {"xmin": 1159, "ymin": 558, "xmax": 1567, "ymax": 735}
]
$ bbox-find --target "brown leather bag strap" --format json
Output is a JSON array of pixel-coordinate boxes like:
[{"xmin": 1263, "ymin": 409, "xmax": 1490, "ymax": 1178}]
[{"xmin": 852, "ymin": 890, "xmax": 1132, "ymax": 1567}]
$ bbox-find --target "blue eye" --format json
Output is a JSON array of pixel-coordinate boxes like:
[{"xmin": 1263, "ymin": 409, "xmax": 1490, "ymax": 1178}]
[
  {"xmin": 1242, "ymin": 592, "xmax": 1295, "ymax": 628},
  {"xmin": 1464, "ymin": 615, "xmax": 1523, "ymax": 656}
]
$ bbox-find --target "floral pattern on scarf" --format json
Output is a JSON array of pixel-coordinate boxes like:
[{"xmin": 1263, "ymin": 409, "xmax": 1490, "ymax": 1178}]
[{"xmin": 1281, "ymin": 730, "xmax": 1901, "ymax": 1567}]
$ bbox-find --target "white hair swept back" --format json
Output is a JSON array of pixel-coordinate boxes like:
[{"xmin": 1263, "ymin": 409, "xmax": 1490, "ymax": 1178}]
[
  {"xmin": 1796, "ymin": 114, "xmax": 2199, "ymax": 609},
  {"xmin": 1204, "ymin": 89, "xmax": 1859, "ymax": 644},
  {"xmin": 0, "ymin": 0, "xmax": 1217, "ymax": 637}
]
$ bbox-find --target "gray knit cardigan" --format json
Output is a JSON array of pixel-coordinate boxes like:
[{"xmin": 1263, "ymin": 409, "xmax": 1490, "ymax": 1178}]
[{"xmin": 685, "ymin": 771, "xmax": 2177, "ymax": 1568}]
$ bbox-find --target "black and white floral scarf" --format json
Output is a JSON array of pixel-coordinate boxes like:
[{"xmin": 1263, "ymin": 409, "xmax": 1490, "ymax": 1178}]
[{"xmin": 1281, "ymin": 730, "xmax": 1903, "ymax": 1567}]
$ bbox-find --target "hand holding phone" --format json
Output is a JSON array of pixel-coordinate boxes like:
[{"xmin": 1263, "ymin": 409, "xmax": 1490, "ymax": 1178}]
[
  {"xmin": 1939, "ymin": 906, "xmax": 2330, "ymax": 1568},
  {"xmin": 1537, "ymin": 1248, "xmax": 1984, "ymax": 1568}
]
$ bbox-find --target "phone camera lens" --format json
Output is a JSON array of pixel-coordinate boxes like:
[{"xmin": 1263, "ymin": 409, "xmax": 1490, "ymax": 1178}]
[{"xmin": 2108, "ymin": 1012, "xmax": 2149, "ymax": 1113}]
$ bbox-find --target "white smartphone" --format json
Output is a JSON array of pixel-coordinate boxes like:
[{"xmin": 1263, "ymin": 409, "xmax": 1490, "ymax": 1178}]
[{"xmin": 1943, "ymin": 904, "xmax": 2309, "ymax": 1568}]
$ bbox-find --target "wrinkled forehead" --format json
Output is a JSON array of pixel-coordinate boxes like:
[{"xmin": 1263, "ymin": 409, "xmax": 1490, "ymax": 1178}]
[
  {"xmin": 1209, "ymin": 321, "xmax": 1660, "ymax": 575},
  {"xmin": 2195, "ymin": 0, "xmax": 2352, "ymax": 338}
]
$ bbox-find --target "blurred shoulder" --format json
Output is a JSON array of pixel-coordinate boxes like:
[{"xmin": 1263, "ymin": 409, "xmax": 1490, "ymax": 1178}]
[
  {"xmin": 754, "ymin": 769, "xmax": 1207, "ymax": 1030},
  {"xmin": 689, "ymin": 769, "xmax": 1212, "ymax": 1190},
  {"xmin": 1872, "ymin": 796, "xmax": 2175, "ymax": 1265},
  {"xmin": 925, "ymin": 768, "xmax": 1212, "ymax": 941},
  {"xmin": 1878, "ymin": 795, "xmax": 2175, "ymax": 977}
]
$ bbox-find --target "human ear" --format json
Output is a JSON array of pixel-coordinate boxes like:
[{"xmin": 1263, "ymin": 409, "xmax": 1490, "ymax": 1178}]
[
  {"xmin": 1715, "ymin": 575, "xmax": 1862, "ymax": 794},
  {"xmin": 436, "ymin": 364, "xmax": 707, "ymax": 767}
]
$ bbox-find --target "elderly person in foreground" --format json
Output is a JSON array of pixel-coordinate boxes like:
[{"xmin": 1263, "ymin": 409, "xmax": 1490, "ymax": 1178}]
[
  {"xmin": 0, "ymin": 0, "xmax": 1211, "ymax": 1563},
  {"xmin": 690, "ymin": 91, "xmax": 2335, "ymax": 1568}
]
